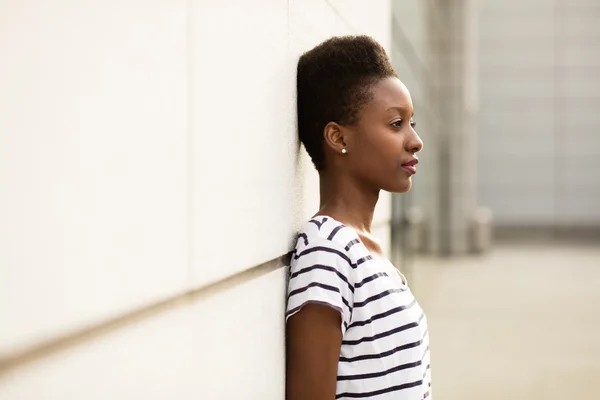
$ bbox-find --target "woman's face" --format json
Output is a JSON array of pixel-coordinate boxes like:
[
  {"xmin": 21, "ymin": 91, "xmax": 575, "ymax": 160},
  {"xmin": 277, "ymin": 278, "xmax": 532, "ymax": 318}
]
[{"xmin": 343, "ymin": 77, "xmax": 423, "ymax": 193}]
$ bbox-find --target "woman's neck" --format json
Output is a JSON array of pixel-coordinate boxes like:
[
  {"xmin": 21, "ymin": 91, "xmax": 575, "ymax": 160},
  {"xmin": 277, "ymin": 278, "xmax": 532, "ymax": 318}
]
[{"xmin": 316, "ymin": 171, "xmax": 379, "ymax": 233}]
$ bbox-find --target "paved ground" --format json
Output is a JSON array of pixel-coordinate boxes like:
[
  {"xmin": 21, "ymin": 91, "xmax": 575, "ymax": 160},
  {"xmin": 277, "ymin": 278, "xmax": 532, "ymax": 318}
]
[{"xmin": 408, "ymin": 242, "xmax": 600, "ymax": 399}]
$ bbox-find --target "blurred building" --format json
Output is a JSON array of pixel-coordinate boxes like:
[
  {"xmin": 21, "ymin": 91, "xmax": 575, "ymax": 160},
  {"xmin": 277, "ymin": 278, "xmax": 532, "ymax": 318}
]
[
  {"xmin": 392, "ymin": 0, "xmax": 600, "ymax": 258},
  {"xmin": 477, "ymin": 0, "xmax": 600, "ymax": 239},
  {"xmin": 391, "ymin": 0, "xmax": 481, "ymax": 257}
]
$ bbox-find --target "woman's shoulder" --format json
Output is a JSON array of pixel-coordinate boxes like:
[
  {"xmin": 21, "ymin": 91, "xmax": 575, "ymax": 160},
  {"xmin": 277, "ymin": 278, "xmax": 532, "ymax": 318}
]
[{"xmin": 294, "ymin": 216, "xmax": 362, "ymax": 256}]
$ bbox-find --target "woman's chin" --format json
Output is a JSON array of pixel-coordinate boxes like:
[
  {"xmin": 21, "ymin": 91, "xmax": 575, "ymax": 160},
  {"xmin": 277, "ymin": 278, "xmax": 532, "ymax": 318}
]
[{"xmin": 384, "ymin": 177, "xmax": 412, "ymax": 193}]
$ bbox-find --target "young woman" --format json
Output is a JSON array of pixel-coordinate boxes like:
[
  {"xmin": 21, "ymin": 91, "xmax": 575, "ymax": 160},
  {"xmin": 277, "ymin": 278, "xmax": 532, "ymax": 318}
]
[{"xmin": 286, "ymin": 36, "xmax": 430, "ymax": 400}]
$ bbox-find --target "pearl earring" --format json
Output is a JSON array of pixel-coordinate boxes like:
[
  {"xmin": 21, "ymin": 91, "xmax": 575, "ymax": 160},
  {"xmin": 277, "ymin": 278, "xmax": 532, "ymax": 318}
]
[{"xmin": 342, "ymin": 148, "xmax": 347, "ymax": 154}]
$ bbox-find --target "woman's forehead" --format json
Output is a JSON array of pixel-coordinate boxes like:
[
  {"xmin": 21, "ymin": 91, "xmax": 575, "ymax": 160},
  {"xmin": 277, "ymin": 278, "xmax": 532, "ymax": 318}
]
[{"xmin": 366, "ymin": 77, "xmax": 413, "ymax": 114}]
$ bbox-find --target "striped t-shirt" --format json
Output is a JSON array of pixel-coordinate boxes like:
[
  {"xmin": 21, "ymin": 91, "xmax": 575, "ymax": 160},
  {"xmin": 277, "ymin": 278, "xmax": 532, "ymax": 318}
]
[{"xmin": 286, "ymin": 216, "xmax": 432, "ymax": 399}]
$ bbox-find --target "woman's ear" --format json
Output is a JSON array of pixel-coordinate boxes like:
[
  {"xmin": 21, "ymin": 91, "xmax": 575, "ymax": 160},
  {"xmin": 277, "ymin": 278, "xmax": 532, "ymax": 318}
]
[{"xmin": 323, "ymin": 122, "xmax": 348, "ymax": 155}]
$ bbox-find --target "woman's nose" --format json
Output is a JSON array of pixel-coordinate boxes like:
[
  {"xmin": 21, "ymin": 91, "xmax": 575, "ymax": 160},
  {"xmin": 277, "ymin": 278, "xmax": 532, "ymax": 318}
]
[{"xmin": 407, "ymin": 130, "xmax": 423, "ymax": 153}]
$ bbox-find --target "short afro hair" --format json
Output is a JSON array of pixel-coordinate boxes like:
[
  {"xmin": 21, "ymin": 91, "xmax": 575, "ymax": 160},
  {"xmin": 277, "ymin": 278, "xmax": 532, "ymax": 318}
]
[{"xmin": 297, "ymin": 35, "xmax": 397, "ymax": 171}]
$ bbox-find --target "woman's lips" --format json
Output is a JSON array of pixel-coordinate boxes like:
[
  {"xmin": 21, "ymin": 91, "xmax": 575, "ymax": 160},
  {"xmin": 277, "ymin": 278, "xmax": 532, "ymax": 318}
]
[{"xmin": 401, "ymin": 158, "xmax": 418, "ymax": 175}]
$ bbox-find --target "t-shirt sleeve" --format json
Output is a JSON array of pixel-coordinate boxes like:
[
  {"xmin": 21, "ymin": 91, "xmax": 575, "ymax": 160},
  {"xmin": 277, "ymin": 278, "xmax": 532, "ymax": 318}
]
[{"xmin": 286, "ymin": 238, "xmax": 354, "ymax": 335}]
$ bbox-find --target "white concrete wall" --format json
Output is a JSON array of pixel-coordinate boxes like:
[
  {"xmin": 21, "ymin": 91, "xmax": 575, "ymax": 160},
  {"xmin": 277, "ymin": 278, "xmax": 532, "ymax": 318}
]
[{"xmin": 0, "ymin": 1, "xmax": 391, "ymax": 398}]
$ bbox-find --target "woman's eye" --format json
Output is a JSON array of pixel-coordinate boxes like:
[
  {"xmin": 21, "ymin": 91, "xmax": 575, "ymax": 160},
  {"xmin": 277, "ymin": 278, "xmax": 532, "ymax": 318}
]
[{"xmin": 392, "ymin": 120, "xmax": 416, "ymax": 129}]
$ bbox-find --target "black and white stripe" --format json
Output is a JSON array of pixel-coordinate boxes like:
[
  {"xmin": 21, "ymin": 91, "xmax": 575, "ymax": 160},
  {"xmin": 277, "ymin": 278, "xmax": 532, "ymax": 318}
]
[{"xmin": 286, "ymin": 216, "xmax": 432, "ymax": 399}]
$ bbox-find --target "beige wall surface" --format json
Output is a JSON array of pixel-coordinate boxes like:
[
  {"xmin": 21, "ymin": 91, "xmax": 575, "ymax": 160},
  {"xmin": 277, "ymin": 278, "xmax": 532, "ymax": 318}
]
[{"xmin": 0, "ymin": 1, "xmax": 392, "ymax": 398}]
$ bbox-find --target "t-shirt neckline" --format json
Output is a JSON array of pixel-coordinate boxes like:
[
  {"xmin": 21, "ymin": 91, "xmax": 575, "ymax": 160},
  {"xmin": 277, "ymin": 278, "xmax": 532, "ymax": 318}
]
[{"xmin": 310, "ymin": 214, "xmax": 408, "ymax": 288}]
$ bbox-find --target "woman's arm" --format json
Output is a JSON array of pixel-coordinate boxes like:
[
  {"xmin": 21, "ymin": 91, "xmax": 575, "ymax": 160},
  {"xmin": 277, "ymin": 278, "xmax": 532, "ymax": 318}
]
[{"xmin": 286, "ymin": 303, "xmax": 343, "ymax": 400}]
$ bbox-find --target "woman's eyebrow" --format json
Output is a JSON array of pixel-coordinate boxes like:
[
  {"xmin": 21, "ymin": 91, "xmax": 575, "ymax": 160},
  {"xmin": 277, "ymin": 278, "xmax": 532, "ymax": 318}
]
[{"xmin": 386, "ymin": 106, "xmax": 414, "ymax": 117}]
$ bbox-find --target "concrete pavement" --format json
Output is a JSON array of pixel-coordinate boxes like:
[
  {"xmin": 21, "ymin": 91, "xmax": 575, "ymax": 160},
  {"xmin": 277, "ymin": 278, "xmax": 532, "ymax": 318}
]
[{"xmin": 409, "ymin": 242, "xmax": 600, "ymax": 399}]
